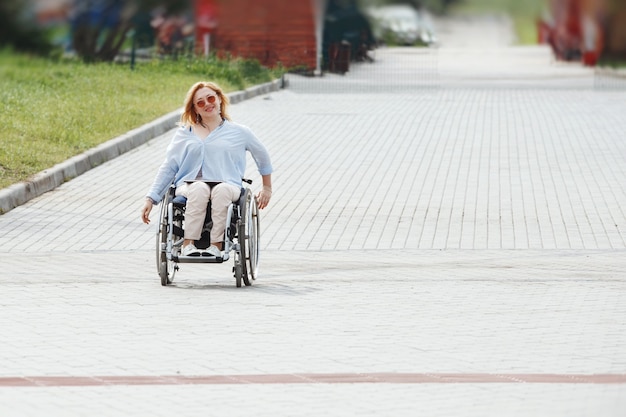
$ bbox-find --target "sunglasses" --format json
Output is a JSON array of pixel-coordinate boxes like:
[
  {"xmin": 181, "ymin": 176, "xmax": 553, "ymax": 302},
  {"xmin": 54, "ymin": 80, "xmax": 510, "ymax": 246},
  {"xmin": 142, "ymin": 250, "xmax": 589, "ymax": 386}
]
[{"xmin": 195, "ymin": 95, "xmax": 217, "ymax": 108}]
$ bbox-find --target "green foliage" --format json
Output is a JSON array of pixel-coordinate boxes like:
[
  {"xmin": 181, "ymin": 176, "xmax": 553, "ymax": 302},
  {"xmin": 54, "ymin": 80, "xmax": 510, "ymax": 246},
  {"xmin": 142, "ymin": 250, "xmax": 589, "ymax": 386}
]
[
  {"xmin": 380, "ymin": 29, "xmax": 430, "ymax": 47},
  {"xmin": 0, "ymin": 0, "xmax": 56, "ymax": 56},
  {"xmin": 597, "ymin": 56, "xmax": 626, "ymax": 69},
  {"xmin": 0, "ymin": 50, "xmax": 284, "ymax": 189},
  {"xmin": 141, "ymin": 54, "xmax": 280, "ymax": 89}
]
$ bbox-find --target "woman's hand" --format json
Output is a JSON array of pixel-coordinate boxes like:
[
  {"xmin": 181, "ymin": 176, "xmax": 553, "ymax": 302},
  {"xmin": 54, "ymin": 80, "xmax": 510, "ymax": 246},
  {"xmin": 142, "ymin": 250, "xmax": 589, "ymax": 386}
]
[
  {"xmin": 141, "ymin": 198, "xmax": 154, "ymax": 224},
  {"xmin": 256, "ymin": 186, "xmax": 272, "ymax": 209}
]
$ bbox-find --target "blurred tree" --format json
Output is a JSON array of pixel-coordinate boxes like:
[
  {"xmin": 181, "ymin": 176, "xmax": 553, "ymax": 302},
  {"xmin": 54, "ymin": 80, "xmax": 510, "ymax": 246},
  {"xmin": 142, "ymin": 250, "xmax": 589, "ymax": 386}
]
[
  {"xmin": 0, "ymin": 0, "xmax": 54, "ymax": 55},
  {"xmin": 70, "ymin": 0, "xmax": 190, "ymax": 62}
]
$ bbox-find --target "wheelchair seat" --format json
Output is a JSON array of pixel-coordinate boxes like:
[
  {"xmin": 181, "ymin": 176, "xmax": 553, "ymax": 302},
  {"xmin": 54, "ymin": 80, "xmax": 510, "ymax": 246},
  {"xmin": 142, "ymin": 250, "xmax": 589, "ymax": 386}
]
[{"xmin": 172, "ymin": 195, "xmax": 187, "ymax": 206}]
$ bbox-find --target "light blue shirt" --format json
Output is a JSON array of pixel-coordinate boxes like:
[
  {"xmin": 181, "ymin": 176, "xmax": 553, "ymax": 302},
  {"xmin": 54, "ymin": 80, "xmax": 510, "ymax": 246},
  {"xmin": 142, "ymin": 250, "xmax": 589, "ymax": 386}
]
[{"xmin": 147, "ymin": 120, "xmax": 273, "ymax": 203}]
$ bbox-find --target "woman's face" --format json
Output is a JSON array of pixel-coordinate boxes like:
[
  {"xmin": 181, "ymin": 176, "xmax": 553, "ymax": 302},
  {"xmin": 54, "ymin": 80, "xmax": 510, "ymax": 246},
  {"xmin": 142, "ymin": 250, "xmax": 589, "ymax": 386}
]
[{"xmin": 193, "ymin": 86, "xmax": 220, "ymax": 119}]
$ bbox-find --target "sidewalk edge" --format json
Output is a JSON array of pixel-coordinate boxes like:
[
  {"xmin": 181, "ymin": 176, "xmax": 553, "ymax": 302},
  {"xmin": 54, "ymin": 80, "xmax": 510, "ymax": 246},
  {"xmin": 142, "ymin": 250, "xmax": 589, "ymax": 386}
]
[{"xmin": 0, "ymin": 78, "xmax": 283, "ymax": 215}]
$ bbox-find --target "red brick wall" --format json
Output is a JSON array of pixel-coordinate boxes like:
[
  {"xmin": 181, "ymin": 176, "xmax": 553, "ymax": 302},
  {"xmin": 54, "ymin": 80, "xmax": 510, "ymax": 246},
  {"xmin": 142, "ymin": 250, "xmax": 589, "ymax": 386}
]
[{"xmin": 213, "ymin": 0, "xmax": 317, "ymax": 69}]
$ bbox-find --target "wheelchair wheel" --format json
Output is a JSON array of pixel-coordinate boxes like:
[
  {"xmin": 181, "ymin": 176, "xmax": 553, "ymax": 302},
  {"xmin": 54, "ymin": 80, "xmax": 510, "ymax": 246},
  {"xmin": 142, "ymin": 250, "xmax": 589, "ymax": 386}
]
[
  {"xmin": 239, "ymin": 189, "xmax": 260, "ymax": 286},
  {"xmin": 156, "ymin": 198, "xmax": 175, "ymax": 286}
]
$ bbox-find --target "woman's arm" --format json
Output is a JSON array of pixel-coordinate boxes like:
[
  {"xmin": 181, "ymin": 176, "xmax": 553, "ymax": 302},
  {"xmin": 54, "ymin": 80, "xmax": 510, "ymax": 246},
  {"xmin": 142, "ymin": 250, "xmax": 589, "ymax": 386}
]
[{"xmin": 257, "ymin": 174, "xmax": 272, "ymax": 209}]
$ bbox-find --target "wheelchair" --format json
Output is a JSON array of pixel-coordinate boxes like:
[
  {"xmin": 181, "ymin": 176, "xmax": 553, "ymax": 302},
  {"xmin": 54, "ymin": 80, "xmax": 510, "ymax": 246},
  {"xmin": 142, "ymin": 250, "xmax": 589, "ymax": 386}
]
[{"xmin": 156, "ymin": 180, "xmax": 260, "ymax": 287}]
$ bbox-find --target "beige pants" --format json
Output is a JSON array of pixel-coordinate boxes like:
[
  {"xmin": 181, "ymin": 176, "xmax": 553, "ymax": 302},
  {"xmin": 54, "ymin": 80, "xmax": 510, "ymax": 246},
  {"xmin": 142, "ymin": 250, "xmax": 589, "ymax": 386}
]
[{"xmin": 175, "ymin": 182, "xmax": 241, "ymax": 244}]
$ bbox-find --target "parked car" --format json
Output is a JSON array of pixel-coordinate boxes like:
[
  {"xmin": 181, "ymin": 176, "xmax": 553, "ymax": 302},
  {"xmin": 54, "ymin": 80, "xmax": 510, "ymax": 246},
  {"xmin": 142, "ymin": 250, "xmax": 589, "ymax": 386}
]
[{"xmin": 366, "ymin": 4, "xmax": 436, "ymax": 46}]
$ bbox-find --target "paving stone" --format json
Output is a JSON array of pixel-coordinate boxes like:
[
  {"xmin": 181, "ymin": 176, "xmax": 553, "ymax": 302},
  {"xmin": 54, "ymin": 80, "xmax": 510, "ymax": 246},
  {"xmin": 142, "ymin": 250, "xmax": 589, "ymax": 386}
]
[{"xmin": 1, "ymin": 17, "xmax": 625, "ymax": 417}]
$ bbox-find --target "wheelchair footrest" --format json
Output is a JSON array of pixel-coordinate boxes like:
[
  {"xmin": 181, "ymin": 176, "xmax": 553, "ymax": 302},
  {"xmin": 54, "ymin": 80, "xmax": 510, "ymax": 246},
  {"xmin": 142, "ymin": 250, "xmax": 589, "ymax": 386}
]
[{"xmin": 174, "ymin": 255, "xmax": 224, "ymax": 264}]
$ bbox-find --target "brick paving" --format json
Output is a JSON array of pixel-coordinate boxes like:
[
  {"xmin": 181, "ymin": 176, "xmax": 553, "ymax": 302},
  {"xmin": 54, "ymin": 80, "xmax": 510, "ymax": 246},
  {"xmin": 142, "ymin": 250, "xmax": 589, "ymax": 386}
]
[{"xmin": 1, "ymin": 16, "xmax": 626, "ymax": 417}]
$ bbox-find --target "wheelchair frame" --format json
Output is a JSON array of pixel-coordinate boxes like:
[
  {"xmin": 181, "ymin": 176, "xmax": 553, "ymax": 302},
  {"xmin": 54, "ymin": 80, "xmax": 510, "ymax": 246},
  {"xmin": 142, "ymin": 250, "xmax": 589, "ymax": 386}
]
[{"xmin": 156, "ymin": 181, "xmax": 260, "ymax": 287}]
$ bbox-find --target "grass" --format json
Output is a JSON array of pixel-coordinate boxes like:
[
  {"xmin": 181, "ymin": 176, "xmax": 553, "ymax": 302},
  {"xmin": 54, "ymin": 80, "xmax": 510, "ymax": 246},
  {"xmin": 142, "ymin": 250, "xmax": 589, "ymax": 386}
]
[
  {"xmin": 450, "ymin": 0, "xmax": 547, "ymax": 44},
  {"xmin": 0, "ymin": 49, "xmax": 283, "ymax": 189},
  {"xmin": 597, "ymin": 56, "xmax": 626, "ymax": 69}
]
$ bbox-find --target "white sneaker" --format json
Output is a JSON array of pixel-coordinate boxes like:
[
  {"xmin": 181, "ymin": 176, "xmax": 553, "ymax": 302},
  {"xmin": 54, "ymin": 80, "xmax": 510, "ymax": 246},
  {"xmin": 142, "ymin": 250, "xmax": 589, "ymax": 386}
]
[
  {"xmin": 181, "ymin": 243, "xmax": 201, "ymax": 257},
  {"xmin": 202, "ymin": 245, "xmax": 221, "ymax": 258}
]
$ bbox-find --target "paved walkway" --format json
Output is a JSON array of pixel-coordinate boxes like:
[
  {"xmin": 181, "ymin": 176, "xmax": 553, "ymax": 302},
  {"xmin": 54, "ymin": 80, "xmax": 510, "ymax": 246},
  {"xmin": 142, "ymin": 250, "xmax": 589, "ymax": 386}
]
[{"xmin": 1, "ymin": 16, "xmax": 626, "ymax": 417}]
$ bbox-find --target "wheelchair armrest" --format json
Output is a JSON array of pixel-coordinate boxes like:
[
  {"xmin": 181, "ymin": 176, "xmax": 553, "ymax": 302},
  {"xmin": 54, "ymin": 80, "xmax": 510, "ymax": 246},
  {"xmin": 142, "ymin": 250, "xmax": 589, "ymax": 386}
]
[{"xmin": 166, "ymin": 184, "xmax": 186, "ymax": 206}]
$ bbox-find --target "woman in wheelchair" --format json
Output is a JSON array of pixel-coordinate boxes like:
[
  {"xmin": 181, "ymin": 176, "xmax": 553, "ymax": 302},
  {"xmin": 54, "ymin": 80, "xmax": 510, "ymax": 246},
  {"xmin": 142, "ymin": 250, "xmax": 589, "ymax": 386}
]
[{"xmin": 141, "ymin": 81, "xmax": 273, "ymax": 258}]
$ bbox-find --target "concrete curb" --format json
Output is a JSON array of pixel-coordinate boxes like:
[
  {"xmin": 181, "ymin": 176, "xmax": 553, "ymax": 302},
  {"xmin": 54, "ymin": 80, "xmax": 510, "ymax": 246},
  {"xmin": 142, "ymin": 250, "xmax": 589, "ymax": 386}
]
[{"xmin": 0, "ymin": 78, "xmax": 284, "ymax": 215}]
